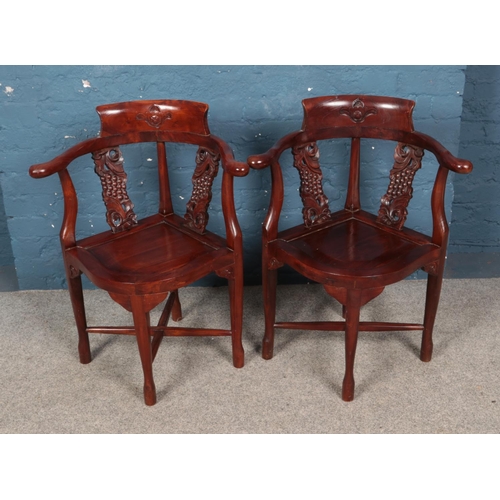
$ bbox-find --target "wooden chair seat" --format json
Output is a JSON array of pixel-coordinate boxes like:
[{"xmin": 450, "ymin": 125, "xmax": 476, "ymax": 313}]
[
  {"xmin": 67, "ymin": 214, "xmax": 233, "ymax": 295},
  {"xmin": 273, "ymin": 211, "xmax": 440, "ymax": 288}
]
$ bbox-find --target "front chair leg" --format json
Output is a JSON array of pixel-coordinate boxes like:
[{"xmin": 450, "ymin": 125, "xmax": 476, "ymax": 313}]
[
  {"xmin": 262, "ymin": 266, "xmax": 278, "ymax": 360},
  {"xmin": 342, "ymin": 289, "xmax": 362, "ymax": 402},
  {"xmin": 131, "ymin": 295, "xmax": 156, "ymax": 406},
  {"xmin": 228, "ymin": 268, "xmax": 245, "ymax": 369},
  {"xmin": 66, "ymin": 269, "xmax": 91, "ymax": 364},
  {"xmin": 420, "ymin": 270, "xmax": 444, "ymax": 362}
]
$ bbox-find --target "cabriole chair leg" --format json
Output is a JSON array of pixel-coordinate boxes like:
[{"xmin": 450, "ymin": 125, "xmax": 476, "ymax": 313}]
[
  {"xmin": 420, "ymin": 270, "xmax": 444, "ymax": 362},
  {"xmin": 342, "ymin": 289, "xmax": 362, "ymax": 402},
  {"xmin": 228, "ymin": 271, "xmax": 245, "ymax": 368},
  {"xmin": 66, "ymin": 270, "xmax": 91, "ymax": 365},
  {"xmin": 131, "ymin": 296, "xmax": 156, "ymax": 406},
  {"xmin": 262, "ymin": 266, "xmax": 278, "ymax": 360}
]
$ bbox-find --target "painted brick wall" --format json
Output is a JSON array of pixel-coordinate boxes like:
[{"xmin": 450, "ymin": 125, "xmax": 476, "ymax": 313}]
[
  {"xmin": 0, "ymin": 65, "xmax": 466, "ymax": 289},
  {"xmin": 450, "ymin": 65, "xmax": 500, "ymax": 253},
  {"xmin": 0, "ymin": 180, "xmax": 14, "ymax": 266}
]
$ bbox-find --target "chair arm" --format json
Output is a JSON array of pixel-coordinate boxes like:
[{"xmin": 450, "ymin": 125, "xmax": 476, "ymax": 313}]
[
  {"xmin": 210, "ymin": 135, "xmax": 249, "ymax": 177},
  {"xmin": 248, "ymin": 151, "xmax": 276, "ymax": 170},
  {"xmin": 29, "ymin": 138, "xmax": 102, "ymax": 179},
  {"xmin": 247, "ymin": 131, "xmax": 302, "ymax": 169},
  {"xmin": 412, "ymin": 132, "xmax": 473, "ymax": 174},
  {"xmin": 224, "ymin": 159, "xmax": 250, "ymax": 177}
]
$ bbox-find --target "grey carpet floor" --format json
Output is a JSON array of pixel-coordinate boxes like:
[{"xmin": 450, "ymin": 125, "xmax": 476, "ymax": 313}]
[{"xmin": 1, "ymin": 279, "xmax": 499, "ymax": 433}]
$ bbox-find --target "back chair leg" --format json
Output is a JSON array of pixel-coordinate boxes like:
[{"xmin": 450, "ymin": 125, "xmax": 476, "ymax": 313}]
[
  {"xmin": 420, "ymin": 268, "xmax": 444, "ymax": 362},
  {"xmin": 66, "ymin": 269, "xmax": 91, "ymax": 364},
  {"xmin": 171, "ymin": 289, "xmax": 183, "ymax": 322},
  {"xmin": 262, "ymin": 266, "xmax": 278, "ymax": 360},
  {"xmin": 131, "ymin": 296, "xmax": 156, "ymax": 406},
  {"xmin": 228, "ymin": 268, "xmax": 245, "ymax": 368},
  {"xmin": 342, "ymin": 289, "xmax": 362, "ymax": 402}
]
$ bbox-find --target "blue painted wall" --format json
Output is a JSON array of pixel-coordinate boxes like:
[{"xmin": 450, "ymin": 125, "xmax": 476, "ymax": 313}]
[
  {"xmin": 450, "ymin": 65, "xmax": 500, "ymax": 253},
  {"xmin": 0, "ymin": 65, "xmax": 467, "ymax": 289},
  {"xmin": 0, "ymin": 178, "xmax": 15, "ymax": 266}
]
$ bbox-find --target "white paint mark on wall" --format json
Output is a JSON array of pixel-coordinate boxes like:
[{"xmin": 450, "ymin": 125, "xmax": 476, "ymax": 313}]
[
  {"xmin": 147, "ymin": 158, "xmax": 153, "ymax": 162},
  {"xmin": 179, "ymin": 196, "xmax": 184, "ymax": 200},
  {"xmin": 308, "ymin": 87, "xmax": 313, "ymax": 92},
  {"xmin": 64, "ymin": 135, "xmax": 76, "ymax": 139},
  {"xmin": 82, "ymin": 79, "xmax": 91, "ymax": 88},
  {"xmin": 4, "ymin": 86, "xmax": 14, "ymax": 96}
]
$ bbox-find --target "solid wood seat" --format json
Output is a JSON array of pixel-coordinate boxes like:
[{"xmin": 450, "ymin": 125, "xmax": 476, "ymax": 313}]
[
  {"xmin": 68, "ymin": 214, "xmax": 233, "ymax": 294},
  {"xmin": 273, "ymin": 211, "xmax": 441, "ymax": 287},
  {"xmin": 248, "ymin": 94, "xmax": 473, "ymax": 402},
  {"xmin": 29, "ymin": 100, "xmax": 248, "ymax": 406}
]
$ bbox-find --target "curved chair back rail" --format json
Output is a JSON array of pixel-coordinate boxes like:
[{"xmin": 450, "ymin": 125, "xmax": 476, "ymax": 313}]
[
  {"xmin": 29, "ymin": 100, "xmax": 248, "ymax": 406},
  {"xmin": 248, "ymin": 94, "xmax": 473, "ymax": 402}
]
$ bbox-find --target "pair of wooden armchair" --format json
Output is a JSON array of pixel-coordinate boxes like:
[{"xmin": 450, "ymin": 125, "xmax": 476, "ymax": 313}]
[{"xmin": 29, "ymin": 96, "xmax": 472, "ymax": 405}]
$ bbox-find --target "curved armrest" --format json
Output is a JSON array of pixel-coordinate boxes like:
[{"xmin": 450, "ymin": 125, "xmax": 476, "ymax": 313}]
[
  {"xmin": 210, "ymin": 135, "xmax": 249, "ymax": 177},
  {"xmin": 247, "ymin": 131, "xmax": 302, "ymax": 169},
  {"xmin": 412, "ymin": 132, "xmax": 473, "ymax": 174},
  {"xmin": 224, "ymin": 159, "xmax": 249, "ymax": 177},
  {"xmin": 29, "ymin": 137, "xmax": 108, "ymax": 179}
]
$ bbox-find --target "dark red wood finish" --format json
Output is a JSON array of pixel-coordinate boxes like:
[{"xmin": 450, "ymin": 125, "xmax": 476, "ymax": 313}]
[
  {"xmin": 30, "ymin": 100, "xmax": 248, "ymax": 406},
  {"xmin": 248, "ymin": 95, "xmax": 473, "ymax": 402}
]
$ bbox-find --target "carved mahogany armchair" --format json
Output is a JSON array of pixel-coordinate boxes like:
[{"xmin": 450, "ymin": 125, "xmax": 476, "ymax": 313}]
[
  {"xmin": 29, "ymin": 100, "xmax": 248, "ymax": 406},
  {"xmin": 248, "ymin": 95, "xmax": 472, "ymax": 401}
]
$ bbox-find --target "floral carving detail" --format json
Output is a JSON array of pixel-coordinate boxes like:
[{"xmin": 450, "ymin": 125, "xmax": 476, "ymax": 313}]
[
  {"xmin": 377, "ymin": 143, "xmax": 424, "ymax": 230},
  {"xmin": 136, "ymin": 104, "xmax": 172, "ymax": 129},
  {"xmin": 292, "ymin": 142, "xmax": 331, "ymax": 228},
  {"xmin": 184, "ymin": 147, "xmax": 220, "ymax": 234},
  {"xmin": 339, "ymin": 98, "xmax": 377, "ymax": 123},
  {"xmin": 92, "ymin": 147, "xmax": 138, "ymax": 233}
]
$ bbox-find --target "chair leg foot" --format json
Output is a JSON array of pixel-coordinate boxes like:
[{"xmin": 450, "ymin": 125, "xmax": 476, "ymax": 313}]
[
  {"xmin": 143, "ymin": 383, "xmax": 157, "ymax": 406},
  {"xmin": 342, "ymin": 376, "xmax": 355, "ymax": 402},
  {"xmin": 420, "ymin": 345, "xmax": 433, "ymax": 363},
  {"xmin": 232, "ymin": 348, "xmax": 244, "ymax": 369},
  {"xmin": 78, "ymin": 344, "xmax": 92, "ymax": 364},
  {"xmin": 262, "ymin": 336, "xmax": 274, "ymax": 360}
]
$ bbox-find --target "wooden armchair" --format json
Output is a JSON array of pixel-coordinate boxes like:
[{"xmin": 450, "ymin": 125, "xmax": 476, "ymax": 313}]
[
  {"xmin": 29, "ymin": 100, "xmax": 248, "ymax": 406},
  {"xmin": 248, "ymin": 95, "xmax": 472, "ymax": 401}
]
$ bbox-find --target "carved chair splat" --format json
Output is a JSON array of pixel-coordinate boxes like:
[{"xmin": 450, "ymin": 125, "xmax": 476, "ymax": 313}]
[
  {"xmin": 30, "ymin": 100, "xmax": 249, "ymax": 406},
  {"xmin": 248, "ymin": 95, "xmax": 473, "ymax": 402}
]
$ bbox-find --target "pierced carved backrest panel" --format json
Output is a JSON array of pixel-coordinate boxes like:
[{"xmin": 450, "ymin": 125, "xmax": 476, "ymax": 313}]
[
  {"xmin": 292, "ymin": 142, "xmax": 332, "ymax": 228},
  {"xmin": 96, "ymin": 100, "xmax": 210, "ymax": 136},
  {"xmin": 377, "ymin": 143, "xmax": 424, "ymax": 230},
  {"xmin": 92, "ymin": 147, "xmax": 138, "ymax": 233},
  {"xmin": 301, "ymin": 95, "xmax": 415, "ymax": 134},
  {"xmin": 184, "ymin": 147, "xmax": 220, "ymax": 234}
]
